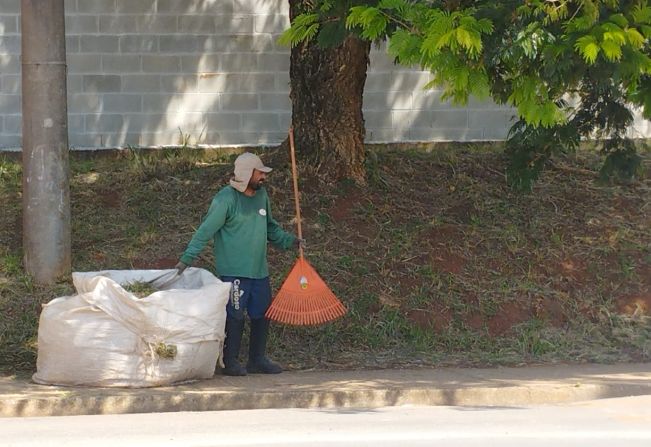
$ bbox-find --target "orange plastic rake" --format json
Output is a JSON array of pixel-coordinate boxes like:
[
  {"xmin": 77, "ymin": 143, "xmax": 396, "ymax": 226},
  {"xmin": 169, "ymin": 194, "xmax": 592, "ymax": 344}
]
[{"xmin": 265, "ymin": 128, "xmax": 346, "ymax": 326}]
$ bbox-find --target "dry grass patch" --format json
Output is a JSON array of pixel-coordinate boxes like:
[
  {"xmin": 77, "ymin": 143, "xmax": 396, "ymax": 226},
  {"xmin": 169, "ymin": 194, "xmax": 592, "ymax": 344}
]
[{"xmin": 1, "ymin": 145, "xmax": 650, "ymax": 373}]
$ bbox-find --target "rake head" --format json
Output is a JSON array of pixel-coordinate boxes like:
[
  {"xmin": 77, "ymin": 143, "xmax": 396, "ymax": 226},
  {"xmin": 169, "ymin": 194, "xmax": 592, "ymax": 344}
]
[{"xmin": 265, "ymin": 257, "xmax": 346, "ymax": 326}]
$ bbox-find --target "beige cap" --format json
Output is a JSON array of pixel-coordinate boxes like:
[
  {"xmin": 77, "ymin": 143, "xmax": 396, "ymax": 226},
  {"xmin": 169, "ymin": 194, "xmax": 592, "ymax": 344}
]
[{"xmin": 229, "ymin": 152, "xmax": 272, "ymax": 192}]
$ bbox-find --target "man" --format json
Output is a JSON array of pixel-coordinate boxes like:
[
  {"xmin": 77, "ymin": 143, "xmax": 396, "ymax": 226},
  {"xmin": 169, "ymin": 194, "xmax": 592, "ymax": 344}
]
[{"xmin": 175, "ymin": 152, "xmax": 300, "ymax": 376}]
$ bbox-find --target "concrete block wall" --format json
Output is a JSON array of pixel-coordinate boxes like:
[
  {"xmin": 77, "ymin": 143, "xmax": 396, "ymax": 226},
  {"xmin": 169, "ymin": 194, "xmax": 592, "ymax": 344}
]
[{"xmin": 0, "ymin": 0, "xmax": 542, "ymax": 150}]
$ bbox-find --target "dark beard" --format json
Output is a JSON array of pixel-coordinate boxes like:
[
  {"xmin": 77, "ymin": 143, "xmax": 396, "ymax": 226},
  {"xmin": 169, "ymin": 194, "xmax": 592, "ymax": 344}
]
[{"xmin": 250, "ymin": 181, "xmax": 263, "ymax": 190}]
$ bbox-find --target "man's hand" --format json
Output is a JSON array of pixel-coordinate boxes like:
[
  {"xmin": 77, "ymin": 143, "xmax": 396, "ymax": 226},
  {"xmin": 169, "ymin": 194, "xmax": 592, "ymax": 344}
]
[
  {"xmin": 175, "ymin": 261, "xmax": 188, "ymax": 274},
  {"xmin": 294, "ymin": 238, "xmax": 306, "ymax": 250}
]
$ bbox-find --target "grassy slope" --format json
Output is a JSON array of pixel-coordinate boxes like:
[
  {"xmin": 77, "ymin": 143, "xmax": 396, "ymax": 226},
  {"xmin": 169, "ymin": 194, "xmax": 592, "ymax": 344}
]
[{"xmin": 1, "ymin": 145, "xmax": 649, "ymax": 374}]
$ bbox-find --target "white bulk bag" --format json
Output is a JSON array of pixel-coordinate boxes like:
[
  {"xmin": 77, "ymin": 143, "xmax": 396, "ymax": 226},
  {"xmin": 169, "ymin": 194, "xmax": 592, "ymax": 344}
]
[{"xmin": 32, "ymin": 268, "xmax": 231, "ymax": 388}]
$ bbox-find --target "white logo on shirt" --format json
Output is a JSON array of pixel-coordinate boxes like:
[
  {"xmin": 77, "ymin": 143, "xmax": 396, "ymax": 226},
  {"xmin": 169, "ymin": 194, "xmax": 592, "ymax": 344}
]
[{"xmin": 259, "ymin": 209, "xmax": 267, "ymax": 216}]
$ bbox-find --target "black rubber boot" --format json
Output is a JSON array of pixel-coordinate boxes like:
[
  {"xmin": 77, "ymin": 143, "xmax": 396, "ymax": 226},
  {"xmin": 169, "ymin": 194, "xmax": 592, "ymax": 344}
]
[
  {"xmin": 246, "ymin": 318, "xmax": 282, "ymax": 374},
  {"xmin": 222, "ymin": 318, "xmax": 247, "ymax": 376}
]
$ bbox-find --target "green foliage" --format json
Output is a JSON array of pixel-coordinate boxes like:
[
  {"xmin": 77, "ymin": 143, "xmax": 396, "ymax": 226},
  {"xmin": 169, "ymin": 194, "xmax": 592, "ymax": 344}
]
[
  {"xmin": 506, "ymin": 120, "xmax": 580, "ymax": 191},
  {"xmin": 346, "ymin": 6, "xmax": 388, "ymax": 40},
  {"xmin": 387, "ymin": 29, "xmax": 422, "ymax": 64},
  {"xmin": 600, "ymin": 138, "xmax": 643, "ymax": 182},
  {"xmin": 575, "ymin": 35, "xmax": 601, "ymax": 63},
  {"xmin": 317, "ymin": 20, "xmax": 348, "ymax": 47},
  {"xmin": 630, "ymin": 75, "xmax": 651, "ymax": 118},
  {"xmin": 507, "ymin": 55, "xmax": 644, "ymax": 190},
  {"xmin": 0, "ymin": 156, "xmax": 21, "ymax": 187},
  {"xmin": 278, "ymin": 13, "xmax": 320, "ymax": 47},
  {"xmin": 284, "ymin": 0, "xmax": 649, "ymax": 186}
]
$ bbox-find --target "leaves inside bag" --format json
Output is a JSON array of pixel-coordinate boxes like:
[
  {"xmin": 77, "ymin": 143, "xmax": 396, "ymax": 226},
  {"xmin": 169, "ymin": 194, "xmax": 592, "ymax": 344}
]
[{"xmin": 123, "ymin": 281, "xmax": 158, "ymax": 298}]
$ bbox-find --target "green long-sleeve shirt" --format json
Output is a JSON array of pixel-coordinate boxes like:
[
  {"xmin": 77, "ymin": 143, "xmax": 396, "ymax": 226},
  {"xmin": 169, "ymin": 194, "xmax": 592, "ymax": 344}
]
[{"xmin": 180, "ymin": 185, "xmax": 296, "ymax": 279}]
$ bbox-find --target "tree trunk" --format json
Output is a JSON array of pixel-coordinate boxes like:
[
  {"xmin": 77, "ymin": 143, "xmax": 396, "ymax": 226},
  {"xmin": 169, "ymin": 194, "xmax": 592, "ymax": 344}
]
[
  {"xmin": 21, "ymin": 0, "xmax": 71, "ymax": 284},
  {"xmin": 289, "ymin": 1, "xmax": 371, "ymax": 184}
]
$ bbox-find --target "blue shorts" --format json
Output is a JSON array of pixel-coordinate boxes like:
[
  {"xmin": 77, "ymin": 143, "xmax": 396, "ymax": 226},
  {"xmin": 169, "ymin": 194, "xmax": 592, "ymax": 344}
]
[{"xmin": 221, "ymin": 276, "xmax": 272, "ymax": 321}]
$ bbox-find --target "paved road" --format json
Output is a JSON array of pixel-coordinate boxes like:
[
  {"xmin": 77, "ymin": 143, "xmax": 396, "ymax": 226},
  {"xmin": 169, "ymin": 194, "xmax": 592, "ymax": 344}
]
[{"xmin": 3, "ymin": 395, "xmax": 651, "ymax": 447}]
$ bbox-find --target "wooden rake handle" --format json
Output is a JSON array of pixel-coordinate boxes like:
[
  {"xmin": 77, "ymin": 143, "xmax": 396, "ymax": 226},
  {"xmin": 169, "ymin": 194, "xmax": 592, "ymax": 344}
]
[{"xmin": 288, "ymin": 127, "xmax": 304, "ymax": 259}]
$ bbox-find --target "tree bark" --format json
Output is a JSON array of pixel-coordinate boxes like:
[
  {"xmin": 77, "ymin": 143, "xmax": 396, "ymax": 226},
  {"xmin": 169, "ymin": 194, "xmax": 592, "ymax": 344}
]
[
  {"xmin": 289, "ymin": 1, "xmax": 371, "ymax": 184},
  {"xmin": 21, "ymin": 0, "xmax": 71, "ymax": 284}
]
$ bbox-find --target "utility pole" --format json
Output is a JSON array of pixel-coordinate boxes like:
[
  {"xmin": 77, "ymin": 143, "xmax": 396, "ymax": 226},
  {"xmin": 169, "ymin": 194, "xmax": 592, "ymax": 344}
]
[{"xmin": 21, "ymin": 0, "xmax": 71, "ymax": 284}]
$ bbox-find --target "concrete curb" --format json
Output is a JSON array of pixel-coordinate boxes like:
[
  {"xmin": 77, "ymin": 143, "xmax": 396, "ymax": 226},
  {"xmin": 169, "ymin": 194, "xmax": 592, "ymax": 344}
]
[{"xmin": 2, "ymin": 363, "xmax": 651, "ymax": 418}]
